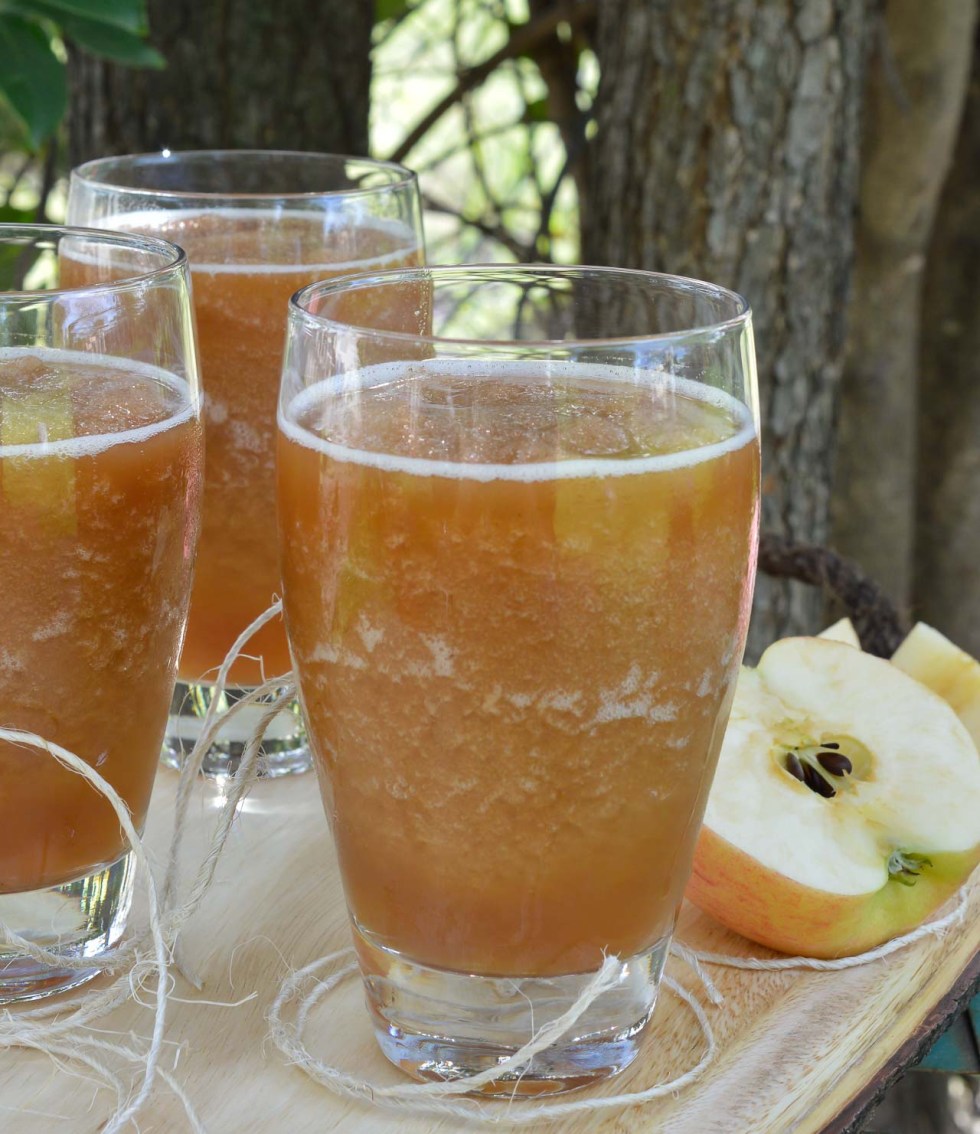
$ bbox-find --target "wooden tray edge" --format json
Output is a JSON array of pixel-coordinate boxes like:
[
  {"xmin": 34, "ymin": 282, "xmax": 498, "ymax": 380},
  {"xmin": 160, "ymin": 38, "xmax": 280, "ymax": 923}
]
[{"xmin": 823, "ymin": 946, "xmax": 980, "ymax": 1134}]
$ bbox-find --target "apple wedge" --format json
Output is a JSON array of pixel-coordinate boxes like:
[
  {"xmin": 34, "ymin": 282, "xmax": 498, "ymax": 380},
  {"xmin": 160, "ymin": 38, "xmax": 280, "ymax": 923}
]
[
  {"xmin": 687, "ymin": 637, "xmax": 980, "ymax": 958},
  {"xmin": 891, "ymin": 623, "xmax": 980, "ymax": 751},
  {"xmin": 817, "ymin": 617, "xmax": 860, "ymax": 648},
  {"xmin": 1, "ymin": 357, "xmax": 77, "ymax": 533}
]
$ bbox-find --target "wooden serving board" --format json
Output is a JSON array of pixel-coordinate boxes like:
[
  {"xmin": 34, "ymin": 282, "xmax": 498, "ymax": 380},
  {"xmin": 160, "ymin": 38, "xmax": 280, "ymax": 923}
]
[{"xmin": 3, "ymin": 771, "xmax": 978, "ymax": 1133}]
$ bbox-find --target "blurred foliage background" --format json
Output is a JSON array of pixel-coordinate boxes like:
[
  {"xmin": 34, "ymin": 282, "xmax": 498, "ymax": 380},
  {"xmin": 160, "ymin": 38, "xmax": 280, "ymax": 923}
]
[
  {"xmin": 0, "ymin": 0, "xmax": 163, "ymax": 220},
  {"xmin": 372, "ymin": 0, "xmax": 595, "ymax": 264},
  {"xmin": 5, "ymin": 0, "xmax": 980, "ymax": 648},
  {"xmin": 1, "ymin": 0, "xmax": 592, "ymax": 258},
  {"xmin": 4, "ymin": 0, "xmax": 980, "ymax": 645}
]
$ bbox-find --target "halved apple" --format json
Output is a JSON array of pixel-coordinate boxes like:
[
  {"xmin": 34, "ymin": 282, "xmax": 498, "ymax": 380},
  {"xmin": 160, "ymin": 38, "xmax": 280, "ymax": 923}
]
[
  {"xmin": 687, "ymin": 637, "xmax": 980, "ymax": 957},
  {"xmin": 891, "ymin": 623, "xmax": 980, "ymax": 751}
]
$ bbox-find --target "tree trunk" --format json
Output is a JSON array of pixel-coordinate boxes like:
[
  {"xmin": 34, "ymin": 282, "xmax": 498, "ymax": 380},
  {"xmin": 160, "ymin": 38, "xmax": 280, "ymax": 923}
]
[
  {"xmin": 581, "ymin": 0, "xmax": 872, "ymax": 657},
  {"xmin": 832, "ymin": 0, "xmax": 977, "ymax": 615},
  {"xmin": 67, "ymin": 0, "xmax": 373, "ymax": 166},
  {"xmin": 916, "ymin": 23, "xmax": 980, "ymax": 655}
]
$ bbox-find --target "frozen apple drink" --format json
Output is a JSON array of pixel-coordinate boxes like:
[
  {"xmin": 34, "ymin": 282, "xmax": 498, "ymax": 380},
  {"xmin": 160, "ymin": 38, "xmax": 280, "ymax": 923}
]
[{"xmin": 277, "ymin": 265, "xmax": 760, "ymax": 1092}]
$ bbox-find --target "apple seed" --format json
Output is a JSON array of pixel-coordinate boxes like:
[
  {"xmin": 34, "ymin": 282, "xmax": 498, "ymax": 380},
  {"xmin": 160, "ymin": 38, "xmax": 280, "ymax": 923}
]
[
  {"xmin": 785, "ymin": 752, "xmax": 806, "ymax": 783},
  {"xmin": 816, "ymin": 751, "xmax": 853, "ymax": 777},
  {"xmin": 801, "ymin": 761, "xmax": 837, "ymax": 798},
  {"xmin": 781, "ymin": 742, "xmax": 855, "ymax": 797}
]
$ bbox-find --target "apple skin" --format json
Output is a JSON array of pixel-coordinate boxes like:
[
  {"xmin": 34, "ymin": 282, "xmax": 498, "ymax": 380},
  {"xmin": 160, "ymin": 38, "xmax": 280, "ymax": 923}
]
[
  {"xmin": 687, "ymin": 825, "xmax": 980, "ymax": 958},
  {"xmin": 685, "ymin": 637, "xmax": 980, "ymax": 958}
]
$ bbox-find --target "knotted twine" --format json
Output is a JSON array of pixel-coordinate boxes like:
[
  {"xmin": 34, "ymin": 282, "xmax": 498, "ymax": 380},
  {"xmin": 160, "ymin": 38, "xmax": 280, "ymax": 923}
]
[
  {"xmin": 0, "ymin": 602, "xmax": 292, "ymax": 1133},
  {"xmin": 265, "ymin": 892, "xmax": 971, "ymax": 1126},
  {"xmin": 0, "ymin": 598, "xmax": 973, "ymax": 1129}
]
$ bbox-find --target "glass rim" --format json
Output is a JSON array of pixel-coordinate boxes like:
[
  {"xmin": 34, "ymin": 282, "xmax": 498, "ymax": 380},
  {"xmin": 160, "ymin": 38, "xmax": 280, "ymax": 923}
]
[
  {"xmin": 289, "ymin": 263, "xmax": 753, "ymax": 349},
  {"xmin": 0, "ymin": 222, "xmax": 188, "ymax": 301},
  {"xmin": 70, "ymin": 149, "xmax": 419, "ymax": 203}
]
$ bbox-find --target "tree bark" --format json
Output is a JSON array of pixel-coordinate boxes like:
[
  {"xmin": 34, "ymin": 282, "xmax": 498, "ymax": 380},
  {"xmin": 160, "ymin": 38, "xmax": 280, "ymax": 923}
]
[
  {"xmin": 916, "ymin": 22, "xmax": 980, "ymax": 655},
  {"xmin": 832, "ymin": 0, "xmax": 977, "ymax": 615},
  {"xmin": 67, "ymin": 0, "xmax": 373, "ymax": 166},
  {"xmin": 581, "ymin": 0, "xmax": 872, "ymax": 657}
]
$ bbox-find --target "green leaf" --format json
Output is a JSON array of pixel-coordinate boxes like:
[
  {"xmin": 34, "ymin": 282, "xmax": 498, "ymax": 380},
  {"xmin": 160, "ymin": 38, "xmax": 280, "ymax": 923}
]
[
  {"xmin": 0, "ymin": 204, "xmax": 35, "ymax": 223},
  {"xmin": 58, "ymin": 12, "xmax": 163, "ymax": 67},
  {"xmin": 0, "ymin": 0, "xmax": 149, "ymax": 35},
  {"xmin": 0, "ymin": 0, "xmax": 163, "ymax": 66},
  {"xmin": 374, "ymin": 0, "xmax": 412, "ymax": 22},
  {"xmin": 0, "ymin": 242, "xmax": 25, "ymax": 290},
  {"xmin": 524, "ymin": 98, "xmax": 550, "ymax": 123},
  {"xmin": 0, "ymin": 89, "xmax": 30, "ymax": 148},
  {"xmin": 0, "ymin": 15, "xmax": 66, "ymax": 149}
]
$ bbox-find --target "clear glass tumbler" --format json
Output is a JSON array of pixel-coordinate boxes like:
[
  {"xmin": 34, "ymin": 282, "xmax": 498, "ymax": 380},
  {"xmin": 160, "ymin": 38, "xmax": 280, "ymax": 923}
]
[
  {"xmin": 68, "ymin": 151, "xmax": 424, "ymax": 777},
  {"xmin": 277, "ymin": 265, "xmax": 760, "ymax": 1091},
  {"xmin": 0, "ymin": 225, "xmax": 202, "ymax": 1001}
]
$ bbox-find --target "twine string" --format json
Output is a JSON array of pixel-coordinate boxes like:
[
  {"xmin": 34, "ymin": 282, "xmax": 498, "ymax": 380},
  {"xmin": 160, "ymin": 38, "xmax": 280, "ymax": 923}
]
[
  {"xmin": 668, "ymin": 941, "xmax": 724, "ymax": 1005},
  {"xmin": 0, "ymin": 603, "xmax": 284, "ymax": 1132},
  {"xmin": 266, "ymin": 947, "xmax": 719, "ymax": 1124},
  {"xmin": 163, "ymin": 598, "xmax": 286, "ymax": 914},
  {"xmin": 264, "ymin": 882, "xmax": 972, "ymax": 1125},
  {"xmin": 674, "ymin": 891, "xmax": 969, "ymax": 972},
  {"xmin": 167, "ymin": 681, "xmax": 295, "ymax": 940},
  {"xmin": 0, "ymin": 729, "xmax": 170, "ymax": 1134},
  {"xmin": 0, "ymin": 597, "xmax": 974, "ymax": 1128}
]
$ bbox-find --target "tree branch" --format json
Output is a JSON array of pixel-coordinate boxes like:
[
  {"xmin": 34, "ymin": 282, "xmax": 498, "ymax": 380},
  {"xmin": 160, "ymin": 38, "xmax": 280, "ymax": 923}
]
[
  {"xmin": 387, "ymin": 0, "xmax": 596, "ymax": 164},
  {"xmin": 2, "ymin": 153, "xmax": 34, "ymax": 210},
  {"xmin": 527, "ymin": 0, "xmax": 593, "ymax": 209},
  {"xmin": 423, "ymin": 192, "xmax": 531, "ymax": 261},
  {"xmin": 32, "ymin": 141, "xmax": 57, "ymax": 225},
  {"xmin": 532, "ymin": 153, "xmax": 571, "ymax": 260},
  {"xmin": 759, "ymin": 532, "xmax": 908, "ymax": 657}
]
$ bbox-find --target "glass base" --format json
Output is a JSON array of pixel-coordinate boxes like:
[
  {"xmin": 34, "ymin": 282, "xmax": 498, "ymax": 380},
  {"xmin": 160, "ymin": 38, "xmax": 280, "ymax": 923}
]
[
  {"xmin": 0, "ymin": 850, "xmax": 135, "ymax": 1003},
  {"xmin": 355, "ymin": 924, "xmax": 668, "ymax": 1095},
  {"xmin": 162, "ymin": 680, "xmax": 310, "ymax": 778}
]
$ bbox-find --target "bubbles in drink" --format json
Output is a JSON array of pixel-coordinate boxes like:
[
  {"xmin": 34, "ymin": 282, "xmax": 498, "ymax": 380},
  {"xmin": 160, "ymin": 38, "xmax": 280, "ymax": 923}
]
[
  {"xmin": 277, "ymin": 355, "xmax": 760, "ymax": 976},
  {"xmin": 0, "ymin": 348, "xmax": 194, "ymax": 458},
  {"xmin": 77, "ymin": 210, "xmax": 422, "ymax": 684},
  {"xmin": 102, "ymin": 208, "xmax": 419, "ymax": 274},
  {"xmin": 0, "ymin": 348, "xmax": 200, "ymax": 892},
  {"xmin": 284, "ymin": 358, "xmax": 755, "ymax": 479}
]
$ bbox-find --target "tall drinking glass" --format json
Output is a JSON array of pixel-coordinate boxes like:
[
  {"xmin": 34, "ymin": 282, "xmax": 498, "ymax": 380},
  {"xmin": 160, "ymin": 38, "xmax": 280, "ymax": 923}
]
[
  {"xmin": 68, "ymin": 152, "xmax": 424, "ymax": 777},
  {"xmin": 0, "ymin": 225, "xmax": 202, "ymax": 1000},
  {"xmin": 278, "ymin": 265, "xmax": 760, "ymax": 1091}
]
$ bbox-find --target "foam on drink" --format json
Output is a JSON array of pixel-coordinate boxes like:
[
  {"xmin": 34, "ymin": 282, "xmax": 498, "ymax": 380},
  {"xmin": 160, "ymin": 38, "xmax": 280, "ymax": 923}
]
[
  {"xmin": 0, "ymin": 347, "xmax": 195, "ymax": 459},
  {"xmin": 280, "ymin": 358, "xmax": 757, "ymax": 480},
  {"xmin": 95, "ymin": 208, "xmax": 419, "ymax": 274}
]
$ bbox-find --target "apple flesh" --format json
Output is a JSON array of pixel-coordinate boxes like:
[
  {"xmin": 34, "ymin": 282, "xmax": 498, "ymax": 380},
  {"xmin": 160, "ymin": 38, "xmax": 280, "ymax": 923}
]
[
  {"xmin": 817, "ymin": 617, "xmax": 860, "ymax": 648},
  {"xmin": 892, "ymin": 623, "xmax": 980, "ymax": 751},
  {"xmin": 686, "ymin": 637, "xmax": 980, "ymax": 958},
  {"xmin": 0, "ymin": 362, "xmax": 77, "ymax": 529}
]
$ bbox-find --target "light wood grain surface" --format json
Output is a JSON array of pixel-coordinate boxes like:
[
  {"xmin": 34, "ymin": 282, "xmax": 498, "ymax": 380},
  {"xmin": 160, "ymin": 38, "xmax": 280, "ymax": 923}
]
[{"xmin": 3, "ymin": 770, "xmax": 978, "ymax": 1133}]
